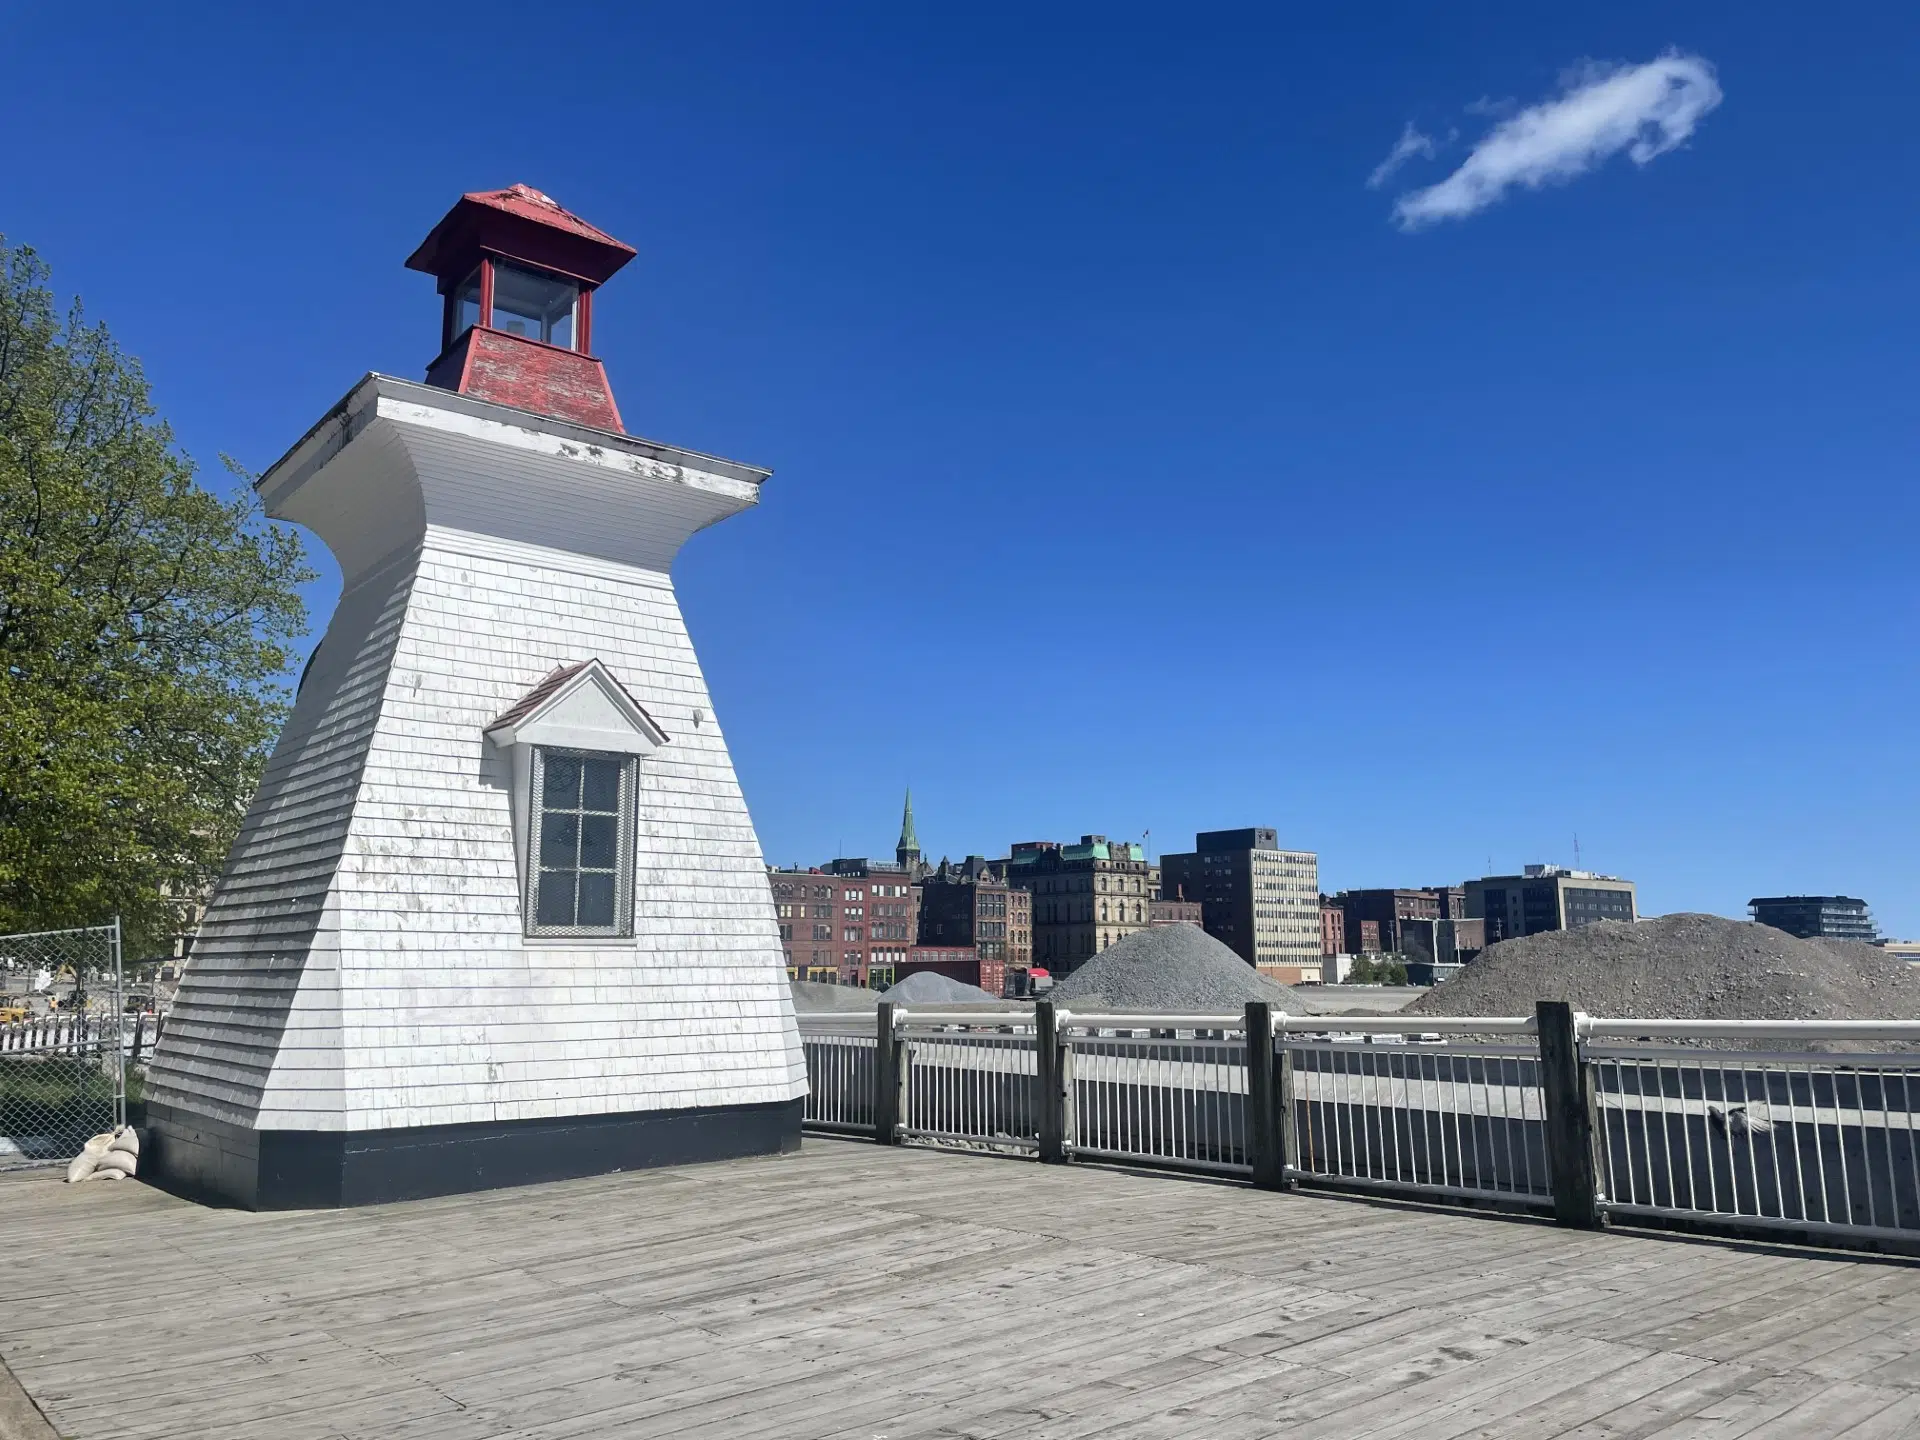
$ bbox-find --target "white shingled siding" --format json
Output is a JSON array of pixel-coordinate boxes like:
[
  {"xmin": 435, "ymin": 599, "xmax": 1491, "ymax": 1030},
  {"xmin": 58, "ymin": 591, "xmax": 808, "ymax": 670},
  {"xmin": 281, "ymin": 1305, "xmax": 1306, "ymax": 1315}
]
[
  {"xmin": 146, "ymin": 554, "xmax": 416, "ymax": 1126},
  {"xmin": 155, "ymin": 380, "xmax": 805, "ymax": 1134},
  {"xmin": 253, "ymin": 529, "xmax": 804, "ymax": 1130}
]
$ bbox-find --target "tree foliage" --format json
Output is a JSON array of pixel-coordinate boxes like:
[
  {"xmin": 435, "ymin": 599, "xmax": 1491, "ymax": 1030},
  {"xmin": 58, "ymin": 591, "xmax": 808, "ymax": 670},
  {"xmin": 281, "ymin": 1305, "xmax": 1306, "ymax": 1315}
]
[
  {"xmin": 1347, "ymin": 954, "xmax": 1409, "ymax": 985},
  {"xmin": 0, "ymin": 239, "xmax": 311, "ymax": 953}
]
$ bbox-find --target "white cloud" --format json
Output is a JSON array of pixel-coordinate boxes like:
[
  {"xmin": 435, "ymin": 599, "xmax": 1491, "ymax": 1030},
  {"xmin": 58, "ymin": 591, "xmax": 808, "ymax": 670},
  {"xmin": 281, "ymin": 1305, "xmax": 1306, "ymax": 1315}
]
[
  {"xmin": 1390, "ymin": 52, "xmax": 1722, "ymax": 230},
  {"xmin": 1367, "ymin": 123, "xmax": 1438, "ymax": 190}
]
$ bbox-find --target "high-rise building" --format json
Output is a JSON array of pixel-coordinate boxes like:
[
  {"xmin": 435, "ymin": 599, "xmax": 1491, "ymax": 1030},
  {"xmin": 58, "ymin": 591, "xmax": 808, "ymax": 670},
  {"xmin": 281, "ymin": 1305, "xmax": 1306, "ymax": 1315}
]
[
  {"xmin": 1466, "ymin": 865, "xmax": 1637, "ymax": 945},
  {"xmin": 1159, "ymin": 829, "xmax": 1321, "ymax": 981},
  {"xmin": 1005, "ymin": 836, "xmax": 1155, "ymax": 975},
  {"xmin": 1749, "ymin": 896, "xmax": 1878, "ymax": 944}
]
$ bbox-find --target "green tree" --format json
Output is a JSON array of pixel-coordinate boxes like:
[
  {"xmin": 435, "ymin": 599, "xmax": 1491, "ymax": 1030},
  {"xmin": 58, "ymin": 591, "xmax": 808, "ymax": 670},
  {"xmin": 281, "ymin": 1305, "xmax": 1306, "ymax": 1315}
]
[
  {"xmin": 0, "ymin": 239, "xmax": 311, "ymax": 954},
  {"xmin": 1347, "ymin": 955, "xmax": 1409, "ymax": 985}
]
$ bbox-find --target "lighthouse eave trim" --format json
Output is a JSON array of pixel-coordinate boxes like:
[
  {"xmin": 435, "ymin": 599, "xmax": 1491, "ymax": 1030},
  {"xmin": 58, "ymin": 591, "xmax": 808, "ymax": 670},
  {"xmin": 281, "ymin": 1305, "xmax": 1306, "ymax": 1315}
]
[{"xmin": 257, "ymin": 377, "xmax": 770, "ymax": 584}]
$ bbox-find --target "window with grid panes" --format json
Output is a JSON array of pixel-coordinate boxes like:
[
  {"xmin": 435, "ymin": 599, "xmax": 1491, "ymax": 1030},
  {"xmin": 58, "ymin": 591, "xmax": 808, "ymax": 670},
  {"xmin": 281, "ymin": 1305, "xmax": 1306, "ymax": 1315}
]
[{"xmin": 527, "ymin": 749, "xmax": 637, "ymax": 936}]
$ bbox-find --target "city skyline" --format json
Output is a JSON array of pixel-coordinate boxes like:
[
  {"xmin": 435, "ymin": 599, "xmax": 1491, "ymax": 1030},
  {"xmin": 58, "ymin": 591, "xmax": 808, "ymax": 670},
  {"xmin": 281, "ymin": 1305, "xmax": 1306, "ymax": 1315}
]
[{"xmin": 6, "ymin": 5, "xmax": 1914, "ymax": 933}]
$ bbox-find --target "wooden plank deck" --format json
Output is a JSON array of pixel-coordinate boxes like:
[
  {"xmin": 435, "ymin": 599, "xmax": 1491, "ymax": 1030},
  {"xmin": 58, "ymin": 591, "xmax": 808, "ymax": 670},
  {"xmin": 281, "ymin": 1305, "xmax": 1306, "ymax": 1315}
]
[{"xmin": 2, "ymin": 1137, "xmax": 1918, "ymax": 1439}]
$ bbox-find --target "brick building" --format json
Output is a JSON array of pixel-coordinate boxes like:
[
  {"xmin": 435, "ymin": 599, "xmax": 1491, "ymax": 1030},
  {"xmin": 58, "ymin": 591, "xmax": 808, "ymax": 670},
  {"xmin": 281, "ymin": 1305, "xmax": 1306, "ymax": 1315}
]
[
  {"xmin": 1005, "ymin": 836, "xmax": 1156, "ymax": 976},
  {"xmin": 916, "ymin": 856, "xmax": 1032, "ymax": 980},
  {"xmin": 1319, "ymin": 899, "xmax": 1345, "ymax": 958},
  {"xmin": 899, "ymin": 945, "xmax": 1005, "ymax": 998},
  {"xmin": 1336, "ymin": 888, "xmax": 1448, "ymax": 957},
  {"xmin": 770, "ymin": 857, "xmax": 917, "ymax": 986},
  {"xmin": 1159, "ymin": 829, "xmax": 1321, "ymax": 980}
]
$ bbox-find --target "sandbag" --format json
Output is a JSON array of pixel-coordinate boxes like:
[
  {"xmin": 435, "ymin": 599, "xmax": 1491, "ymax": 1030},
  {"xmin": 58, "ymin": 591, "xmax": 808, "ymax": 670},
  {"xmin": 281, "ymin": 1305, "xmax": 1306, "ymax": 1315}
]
[
  {"xmin": 88, "ymin": 1168, "xmax": 125, "ymax": 1180},
  {"xmin": 92, "ymin": 1149, "xmax": 137, "ymax": 1177},
  {"xmin": 65, "ymin": 1132, "xmax": 115, "ymax": 1184},
  {"xmin": 109, "ymin": 1127, "xmax": 139, "ymax": 1157}
]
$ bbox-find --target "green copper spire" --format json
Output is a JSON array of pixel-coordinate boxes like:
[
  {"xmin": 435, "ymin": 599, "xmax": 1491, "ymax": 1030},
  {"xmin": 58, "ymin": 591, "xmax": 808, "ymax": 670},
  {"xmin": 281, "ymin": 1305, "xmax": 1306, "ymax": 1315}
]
[{"xmin": 896, "ymin": 788, "xmax": 920, "ymax": 864}]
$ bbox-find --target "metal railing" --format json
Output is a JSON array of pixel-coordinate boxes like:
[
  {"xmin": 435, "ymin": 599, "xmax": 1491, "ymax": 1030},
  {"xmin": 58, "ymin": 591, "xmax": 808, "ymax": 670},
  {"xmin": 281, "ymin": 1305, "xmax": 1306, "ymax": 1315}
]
[
  {"xmin": 1585, "ymin": 1019, "xmax": 1920, "ymax": 1246},
  {"xmin": 1064, "ymin": 1013, "xmax": 1250, "ymax": 1174},
  {"xmin": 799, "ymin": 1013, "xmax": 880, "ymax": 1135},
  {"xmin": 797, "ymin": 1000, "xmax": 1920, "ymax": 1255},
  {"xmin": 1280, "ymin": 1015, "xmax": 1550, "ymax": 1207},
  {"xmin": 898, "ymin": 1011, "xmax": 1039, "ymax": 1151},
  {"xmin": 0, "ymin": 923, "xmax": 124, "ymax": 1169}
]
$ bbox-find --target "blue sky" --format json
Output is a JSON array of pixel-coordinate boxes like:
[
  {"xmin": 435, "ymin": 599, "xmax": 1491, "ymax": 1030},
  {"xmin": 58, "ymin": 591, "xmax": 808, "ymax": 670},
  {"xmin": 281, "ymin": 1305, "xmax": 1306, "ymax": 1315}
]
[{"xmin": 7, "ymin": 5, "xmax": 1916, "ymax": 931}]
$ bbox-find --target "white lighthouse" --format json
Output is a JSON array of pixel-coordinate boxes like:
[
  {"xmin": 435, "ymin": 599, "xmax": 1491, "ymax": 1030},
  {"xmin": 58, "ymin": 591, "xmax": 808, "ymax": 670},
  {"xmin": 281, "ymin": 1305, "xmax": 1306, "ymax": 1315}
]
[{"xmin": 146, "ymin": 186, "xmax": 806, "ymax": 1207}]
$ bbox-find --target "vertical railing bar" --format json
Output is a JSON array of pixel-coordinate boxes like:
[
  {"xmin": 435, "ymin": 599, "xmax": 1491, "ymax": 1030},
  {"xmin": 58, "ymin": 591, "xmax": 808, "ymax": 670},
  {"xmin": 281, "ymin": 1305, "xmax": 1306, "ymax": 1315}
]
[
  {"xmin": 1428, "ymin": 1048, "xmax": 1443, "ymax": 1190},
  {"xmin": 1443, "ymin": 1050, "xmax": 1465, "ymax": 1189},
  {"xmin": 1762, "ymin": 1059, "xmax": 1786, "ymax": 1221},
  {"xmin": 1333, "ymin": 1049, "xmax": 1350, "ymax": 1178},
  {"xmin": 1871, "ymin": 1063, "xmax": 1892, "ymax": 1232},
  {"xmin": 1593, "ymin": 1055, "xmax": 1613, "ymax": 1206},
  {"xmin": 1902, "ymin": 1067, "xmax": 1920, "ymax": 1232},
  {"xmin": 1734, "ymin": 1059, "xmax": 1757, "ymax": 1217},
  {"xmin": 1833, "ymin": 1061, "xmax": 1856, "ymax": 1227},
  {"xmin": 1807, "ymin": 1060, "xmax": 1829, "ymax": 1224},
  {"xmin": 1670, "ymin": 1061, "xmax": 1692, "ymax": 1213},
  {"xmin": 1782, "ymin": 1059, "xmax": 1806, "ymax": 1223},
  {"xmin": 1721, "ymin": 1057, "xmax": 1742, "ymax": 1216},
  {"xmin": 1385, "ymin": 1047, "xmax": 1402, "ymax": 1185}
]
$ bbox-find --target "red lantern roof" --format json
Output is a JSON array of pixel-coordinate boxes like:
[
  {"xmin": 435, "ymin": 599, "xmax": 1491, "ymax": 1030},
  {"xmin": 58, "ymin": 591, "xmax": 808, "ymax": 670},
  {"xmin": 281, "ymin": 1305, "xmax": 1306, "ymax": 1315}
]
[{"xmin": 406, "ymin": 184, "xmax": 637, "ymax": 291}]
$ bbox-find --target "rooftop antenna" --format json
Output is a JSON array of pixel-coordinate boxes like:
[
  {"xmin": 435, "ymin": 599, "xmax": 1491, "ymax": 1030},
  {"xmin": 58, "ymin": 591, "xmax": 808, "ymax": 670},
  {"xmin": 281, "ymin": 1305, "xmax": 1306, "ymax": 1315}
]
[{"xmin": 1574, "ymin": 833, "xmax": 1582, "ymax": 870}]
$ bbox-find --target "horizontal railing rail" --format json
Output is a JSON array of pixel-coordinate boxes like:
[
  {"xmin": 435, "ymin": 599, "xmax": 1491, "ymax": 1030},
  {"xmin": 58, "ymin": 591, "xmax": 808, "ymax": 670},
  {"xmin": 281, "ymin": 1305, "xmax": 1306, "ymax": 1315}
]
[{"xmin": 793, "ymin": 1001, "xmax": 1920, "ymax": 1255}]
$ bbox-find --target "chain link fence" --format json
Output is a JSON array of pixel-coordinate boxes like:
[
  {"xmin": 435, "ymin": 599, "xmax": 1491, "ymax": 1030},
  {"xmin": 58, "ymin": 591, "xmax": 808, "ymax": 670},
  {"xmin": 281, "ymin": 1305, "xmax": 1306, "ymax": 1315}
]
[{"xmin": 0, "ymin": 923, "xmax": 123, "ymax": 1169}]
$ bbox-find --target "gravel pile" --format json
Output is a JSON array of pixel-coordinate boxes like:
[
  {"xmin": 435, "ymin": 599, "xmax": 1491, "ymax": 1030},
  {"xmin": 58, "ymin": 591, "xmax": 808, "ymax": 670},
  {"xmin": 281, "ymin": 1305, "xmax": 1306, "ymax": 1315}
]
[
  {"xmin": 1049, "ymin": 924, "xmax": 1298, "ymax": 1011},
  {"xmin": 1411, "ymin": 913, "xmax": 1920, "ymax": 1022},
  {"xmin": 789, "ymin": 979, "xmax": 881, "ymax": 1013},
  {"xmin": 881, "ymin": 972, "xmax": 1000, "ymax": 1005}
]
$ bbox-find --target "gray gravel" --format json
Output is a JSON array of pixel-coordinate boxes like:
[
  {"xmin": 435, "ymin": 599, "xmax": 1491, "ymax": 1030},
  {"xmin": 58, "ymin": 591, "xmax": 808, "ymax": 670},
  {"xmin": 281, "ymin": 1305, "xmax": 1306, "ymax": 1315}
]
[
  {"xmin": 790, "ymin": 979, "xmax": 881, "ymax": 1013},
  {"xmin": 881, "ymin": 972, "xmax": 1000, "ymax": 1005},
  {"xmin": 1049, "ymin": 924, "xmax": 1298, "ymax": 1011},
  {"xmin": 1410, "ymin": 913, "xmax": 1920, "ymax": 1022}
]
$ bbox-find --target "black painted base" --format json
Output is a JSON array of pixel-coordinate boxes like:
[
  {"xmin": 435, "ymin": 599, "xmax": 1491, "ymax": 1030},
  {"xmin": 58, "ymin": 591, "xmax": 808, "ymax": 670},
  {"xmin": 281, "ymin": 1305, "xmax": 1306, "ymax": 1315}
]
[{"xmin": 145, "ymin": 1097, "xmax": 803, "ymax": 1210}]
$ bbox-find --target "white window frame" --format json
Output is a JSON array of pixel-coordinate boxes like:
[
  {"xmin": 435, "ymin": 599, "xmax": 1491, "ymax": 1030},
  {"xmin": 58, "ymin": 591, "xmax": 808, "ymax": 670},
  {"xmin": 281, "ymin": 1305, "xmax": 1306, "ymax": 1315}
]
[{"xmin": 525, "ymin": 746, "xmax": 640, "ymax": 939}]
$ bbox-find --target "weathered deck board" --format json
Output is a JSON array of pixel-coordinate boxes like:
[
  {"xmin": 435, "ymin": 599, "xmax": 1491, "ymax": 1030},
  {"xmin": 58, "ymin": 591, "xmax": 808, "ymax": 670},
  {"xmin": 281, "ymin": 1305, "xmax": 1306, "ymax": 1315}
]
[{"xmin": 2, "ymin": 1137, "xmax": 1918, "ymax": 1439}]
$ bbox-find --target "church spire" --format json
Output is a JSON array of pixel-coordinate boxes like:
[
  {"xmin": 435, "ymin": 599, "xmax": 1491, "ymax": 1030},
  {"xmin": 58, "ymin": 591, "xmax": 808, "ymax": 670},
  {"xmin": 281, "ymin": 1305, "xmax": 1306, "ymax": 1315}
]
[{"xmin": 896, "ymin": 788, "xmax": 921, "ymax": 869}]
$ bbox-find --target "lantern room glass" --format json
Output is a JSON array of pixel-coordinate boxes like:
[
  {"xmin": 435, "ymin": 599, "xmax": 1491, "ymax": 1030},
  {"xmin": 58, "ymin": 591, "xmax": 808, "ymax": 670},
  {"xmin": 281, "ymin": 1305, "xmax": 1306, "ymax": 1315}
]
[
  {"xmin": 449, "ymin": 269, "xmax": 483, "ymax": 345},
  {"xmin": 491, "ymin": 262, "xmax": 578, "ymax": 349}
]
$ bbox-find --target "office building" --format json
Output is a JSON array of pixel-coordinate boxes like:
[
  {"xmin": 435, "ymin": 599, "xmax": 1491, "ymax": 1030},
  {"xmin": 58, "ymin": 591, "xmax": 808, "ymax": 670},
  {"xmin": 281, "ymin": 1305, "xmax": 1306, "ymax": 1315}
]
[
  {"xmin": 1466, "ymin": 865, "xmax": 1637, "ymax": 945},
  {"xmin": 1005, "ymin": 835, "xmax": 1155, "ymax": 976},
  {"xmin": 1748, "ymin": 896, "xmax": 1878, "ymax": 944},
  {"xmin": 1159, "ymin": 829, "xmax": 1321, "ymax": 979}
]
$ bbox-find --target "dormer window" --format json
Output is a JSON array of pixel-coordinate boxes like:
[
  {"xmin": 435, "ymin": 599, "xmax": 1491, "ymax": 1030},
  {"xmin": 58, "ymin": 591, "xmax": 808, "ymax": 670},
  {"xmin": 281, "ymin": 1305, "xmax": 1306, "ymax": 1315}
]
[
  {"xmin": 484, "ymin": 659, "xmax": 669, "ymax": 941},
  {"xmin": 530, "ymin": 749, "xmax": 635, "ymax": 933}
]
